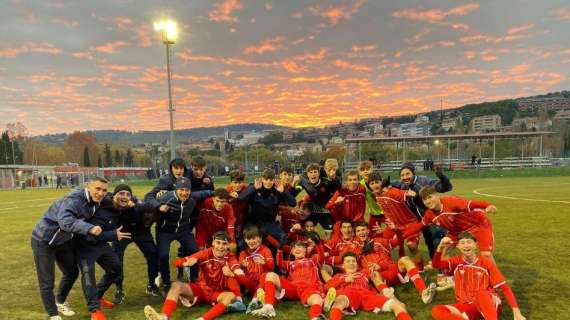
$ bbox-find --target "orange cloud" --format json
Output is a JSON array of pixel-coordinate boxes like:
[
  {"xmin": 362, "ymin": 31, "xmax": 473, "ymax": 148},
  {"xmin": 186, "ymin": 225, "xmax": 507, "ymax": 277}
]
[
  {"xmin": 104, "ymin": 64, "xmax": 140, "ymax": 72},
  {"xmin": 308, "ymin": 0, "xmax": 366, "ymax": 25},
  {"xmin": 114, "ymin": 16, "xmax": 134, "ymax": 30},
  {"xmin": 94, "ymin": 41, "xmax": 130, "ymax": 53},
  {"xmin": 243, "ymin": 36, "xmax": 285, "ymax": 54},
  {"xmin": 281, "ymin": 60, "xmax": 307, "ymax": 73},
  {"xmin": 72, "ymin": 51, "xmax": 94, "ymax": 60},
  {"xmin": 392, "ymin": 3, "xmax": 479, "ymax": 23},
  {"xmin": 134, "ymin": 24, "xmax": 153, "ymax": 47},
  {"xmin": 551, "ymin": 6, "xmax": 570, "ymax": 21},
  {"xmin": 351, "ymin": 44, "xmax": 377, "ymax": 52},
  {"xmin": 507, "ymin": 23, "xmax": 535, "ymax": 34},
  {"xmin": 0, "ymin": 42, "xmax": 61, "ymax": 57},
  {"xmin": 333, "ymin": 59, "xmax": 371, "ymax": 72},
  {"xmin": 209, "ymin": 0, "xmax": 243, "ymax": 23}
]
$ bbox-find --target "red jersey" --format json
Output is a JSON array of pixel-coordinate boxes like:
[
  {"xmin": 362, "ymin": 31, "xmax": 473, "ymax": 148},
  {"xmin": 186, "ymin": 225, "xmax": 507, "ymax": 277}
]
[
  {"xmin": 325, "ymin": 269, "xmax": 375, "ymax": 294},
  {"xmin": 376, "ymin": 187, "xmax": 418, "ymax": 227},
  {"xmin": 421, "ymin": 196, "xmax": 492, "ymax": 235},
  {"xmin": 195, "ymin": 197, "xmax": 236, "ymax": 245},
  {"xmin": 359, "ymin": 236, "xmax": 397, "ymax": 271},
  {"xmin": 238, "ymin": 244, "xmax": 274, "ymax": 278},
  {"xmin": 227, "ymin": 184, "xmax": 248, "ymax": 231},
  {"xmin": 325, "ymin": 238, "xmax": 361, "ymax": 266},
  {"xmin": 326, "ymin": 185, "xmax": 366, "ymax": 223},
  {"xmin": 277, "ymin": 251, "xmax": 322, "ymax": 287},
  {"xmin": 441, "ymin": 255, "xmax": 506, "ymax": 304},
  {"xmin": 190, "ymin": 248, "xmax": 240, "ymax": 290},
  {"xmin": 279, "ymin": 205, "xmax": 301, "ymax": 232}
]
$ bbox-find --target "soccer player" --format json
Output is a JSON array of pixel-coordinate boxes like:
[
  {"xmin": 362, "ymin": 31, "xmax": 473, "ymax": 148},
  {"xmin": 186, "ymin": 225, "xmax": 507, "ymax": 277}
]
[
  {"xmin": 144, "ymin": 158, "xmax": 187, "ymax": 202},
  {"xmin": 227, "ymin": 169, "xmax": 249, "ymax": 238},
  {"xmin": 297, "ymin": 163, "xmax": 341, "ymax": 230},
  {"xmin": 324, "ymin": 220, "xmax": 360, "ymax": 268},
  {"xmin": 195, "ymin": 188, "xmax": 236, "ymax": 250},
  {"xmin": 251, "ymin": 241, "xmax": 326, "ymax": 319},
  {"xmin": 359, "ymin": 164, "xmax": 385, "ymax": 236},
  {"xmin": 354, "ymin": 221, "xmax": 436, "ymax": 304},
  {"xmin": 326, "ymin": 170, "xmax": 366, "ymax": 242},
  {"xmin": 321, "ymin": 252, "xmax": 413, "ymax": 320},
  {"xmin": 31, "ymin": 177, "xmax": 108, "ymax": 320},
  {"xmin": 431, "ymin": 233, "xmax": 526, "ymax": 320},
  {"xmin": 143, "ymin": 231, "xmax": 246, "ymax": 320}
]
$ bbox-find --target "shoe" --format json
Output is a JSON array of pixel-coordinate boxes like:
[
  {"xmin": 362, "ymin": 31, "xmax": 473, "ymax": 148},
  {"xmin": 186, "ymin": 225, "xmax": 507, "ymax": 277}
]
[
  {"xmin": 99, "ymin": 298, "xmax": 115, "ymax": 309},
  {"xmin": 251, "ymin": 304, "xmax": 276, "ymax": 318},
  {"xmin": 49, "ymin": 316, "xmax": 63, "ymax": 320},
  {"xmin": 421, "ymin": 283, "xmax": 437, "ymax": 304},
  {"xmin": 436, "ymin": 275, "xmax": 455, "ymax": 292},
  {"xmin": 154, "ymin": 274, "xmax": 163, "ymax": 288},
  {"xmin": 56, "ymin": 301, "xmax": 76, "ymax": 316},
  {"xmin": 246, "ymin": 299, "xmax": 263, "ymax": 314},
  {"xmin": 323, "ymin": 287, "xmax": 336, "ymax": 312},
  {"xmin": 311, "ymin": 314, "xmax": 328, "ymax": 320},
  {"xmin": 146, "ymin": 285, "xmax": 161, "ymax": 297},
  {"xmin": 144, "ymin": 305, "xmax": 168, "ymax": 320},
  {"xmin": 256, "ymin": 288, "xmax": 266, "ymax": 305},
  {"xmin": 113, "ymin": 289, "xmax": 125, "ymax": 305},
  {"xmin": 90, "ymin": 310, "xmax": 107, "ymax": 320},
  {"xmin": 227, "ymin": 299, "xmax": 247, "ymax": 312},
  {"xmin": 382, "ymin": 287, "xmax": 395, "ymax": 298}
]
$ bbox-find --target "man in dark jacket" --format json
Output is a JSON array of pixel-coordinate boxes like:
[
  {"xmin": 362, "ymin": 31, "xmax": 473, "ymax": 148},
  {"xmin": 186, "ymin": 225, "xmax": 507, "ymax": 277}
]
[
  {"xmin": 150, "ymin": 177, "xmax": 213, "ymax": 291},
  {"xmin": 31, "ymin": 177, "xmax": 108, "ymax": 320},
  {"xmin": 144, "ymin": 158, "xmax": 188, "ymax": 202},
  {"xmin": 107, "ymin": 184, "xmax": 160, "ymax": 304}
]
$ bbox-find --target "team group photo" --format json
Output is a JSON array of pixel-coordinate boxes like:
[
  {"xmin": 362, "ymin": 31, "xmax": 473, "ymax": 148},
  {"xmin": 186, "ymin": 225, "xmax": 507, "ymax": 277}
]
[{"xmin": 2, "ymin": 1, "xmax": 570, "ymax": 319}]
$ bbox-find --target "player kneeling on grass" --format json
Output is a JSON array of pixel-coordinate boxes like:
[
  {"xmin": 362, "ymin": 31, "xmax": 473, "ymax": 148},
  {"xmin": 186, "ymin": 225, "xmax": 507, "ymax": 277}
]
[
  {"xmin": 252, "ymin": 241, "xmax": 326, "ymax": 319},
  {"xmin": 144, "ymin": 231, "xmax": 246, "ymax": 320},
  {"xmin": 321, "ymin": 252, "xmax": 414, "ymax": 320},
  {"xmin": 431, "ymin": 233, "xmax": 526, "ymax": 320}
]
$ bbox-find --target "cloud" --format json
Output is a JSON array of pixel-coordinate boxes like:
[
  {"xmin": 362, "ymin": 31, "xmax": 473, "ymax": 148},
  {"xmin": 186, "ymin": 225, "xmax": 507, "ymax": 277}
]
[
  {"xmin": 114, "ymin": 16, "xmax": 134, "ymax": 30},
  {"xmin": 209, "ymin": 0, "xmax": 243, "ymax": 23},
  {"xmin": 550, "ymin": 6, "xmax": 570, "ymax": 21},
  {"xmin": 392, "ymin": 3, "xmax": 479, "ymax": 23},
  {"xmin": 333, "ymin": 59, "xmax": 371, "ymax": 72},
  {"xmin": 281, "ymin": 59, "xmax": 307, "ymax": 73},
  {"xmin": 134, "ymin": 24, "xmax": 153, "ymax": 47},
  {"xmin": 351, "ymin": 44, "xmax": 377, "ymax": 52},
  {"xmin": 104, "ymin": 64, "xmax": 140, "ymax": 72},
  {"xmin": 0, "ymin": 42, "xmax": 62, "ymax": 57},
  {"xmin": 94, "ymin": 41, "xmax": 130, "ymax": 53},
  {"xmin": 507, "ymin": 23, "xmax": 535, "ymax": 35},
  {"xmin": 51, "ymin": 17, "xmax": 79, "ymax": 28},
  {"xmin": 308, "ymin": 0, "xmax": 366, "ymax": 25},
  {"xmin": 243, "ymin": 36, "xmax": 285, "ymax": 54}
]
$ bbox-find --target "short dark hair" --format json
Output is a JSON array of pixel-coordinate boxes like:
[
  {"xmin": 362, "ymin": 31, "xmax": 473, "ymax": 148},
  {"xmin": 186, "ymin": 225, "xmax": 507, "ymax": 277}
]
[
  {"xmin": 243, "ymin": 225, "xmax": 261, "ymax": 239},
  {"xmin": 280, "ymin": 167, "xmax": 294, "ymax": 175},
  {"xmin": 419, "ymin": 186, "xmax": 437, "ymax": 200},
  {"xmin": 346, "ymin": 170, "xmax": 359, "ymax": 179},
  {"xmin": 458, "ymin": 232, "xmax": 477, "ymax": 242},
  {"xmin": 212, "ymin": 231, "xmax": 230, "ymax": 242},
  {"xmin": 229, "ymin": 170, "xmax": 245, "ymax": 182},
  {"xmin": 261, "ymin": 168, "xmax": 276, "ymax": 179},
  {"xmin": 354, "ymin": 220, "xmax": 368, "ymax": 229},
  {"xmin": 342, "ymin": 251, "xmax": 358, "ymax": 262},
  {"xmin": 191, "ymin": 156, "xmax": 207, "ymax": 168},
  {"xmin": 359, "ymin": 160, "xmax": 372, "ymax": 171},
  {"xmin": 305, "ymin": 163, "xmax": 320, "ymax": 172},
  {"xmin": 213, "ymin": 188, "xmax": 231, "ymax": 200},
  {"xmin": 90, "ymin": 176, "xmax": 108, "ymax": 184},
  {"xmin": 291, "ymin": 240, "xmax": 307, "ymax": 248},
  {"xmin": 305, "ymin": 231, "xmax": 321, "ymax": 245},
  {"xmin": 368, "ymin": 171, "xmax": 382, "ymax": 183},
  {"xmin": 170, "ymin": 158, "xmax": 186, "ymax": 169},
  {"xmin": 340, "ymin": 220, "xmax": 353, "ymax": 228}
]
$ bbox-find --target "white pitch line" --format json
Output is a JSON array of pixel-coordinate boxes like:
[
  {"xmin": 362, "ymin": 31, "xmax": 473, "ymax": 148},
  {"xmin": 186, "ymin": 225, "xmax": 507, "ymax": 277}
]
[
  {"xmin": 2, "ymin": 197, "xmax": 56, "ymax": 205},
  {"xmin": 0, "ymin": 204, "xmax": 49, "ymax": 212},
  {"xmin": 473, "ymin": 187, "xmax": 570, "ymax": 204}
]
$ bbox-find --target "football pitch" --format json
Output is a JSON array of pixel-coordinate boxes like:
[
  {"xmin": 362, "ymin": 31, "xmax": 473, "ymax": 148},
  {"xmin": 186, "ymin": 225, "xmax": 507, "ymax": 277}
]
[{"xmin": 1, "ymin": 175, "xmax": 569, "ymax": 319}]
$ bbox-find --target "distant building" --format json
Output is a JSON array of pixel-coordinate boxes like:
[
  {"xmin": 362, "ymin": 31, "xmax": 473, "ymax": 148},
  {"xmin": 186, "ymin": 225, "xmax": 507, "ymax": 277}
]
[
  {"xmin": 470, "ymin": 114, "xmax": 502, "ymax": 132},
  {"xmin": 363, "ymin": 122, "xmax": 384, "ymax": 136},
  {"xmin": 442, "ymin": 115, "xmax": 463, "ymax": 131},
  {"xmin": 384, "ymin": 123, "xmax": 401, "ymax": 137},
  {"xmin": 400, "ymin": 122, "xmax": 430, "ymax": 137},
  {"xmin": 517, "ymin": 96, "xmax": 570, "ymax": 112},
  {"xmin": 554, "ymin": 109, "xmax": 570, "ymax": 121}
]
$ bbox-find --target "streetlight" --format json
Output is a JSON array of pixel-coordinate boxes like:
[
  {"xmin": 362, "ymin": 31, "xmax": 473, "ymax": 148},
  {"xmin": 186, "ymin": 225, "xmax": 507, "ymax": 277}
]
[{"xmin": 154, "ymin": 19, "xmax": 178, "ymax": 161}]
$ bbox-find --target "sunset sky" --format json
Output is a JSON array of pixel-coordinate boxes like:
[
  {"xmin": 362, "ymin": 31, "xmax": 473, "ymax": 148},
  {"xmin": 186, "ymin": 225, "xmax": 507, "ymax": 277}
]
[{"xmin": 1, "ymin": 0, "xmax": 570, "ymax": 135}]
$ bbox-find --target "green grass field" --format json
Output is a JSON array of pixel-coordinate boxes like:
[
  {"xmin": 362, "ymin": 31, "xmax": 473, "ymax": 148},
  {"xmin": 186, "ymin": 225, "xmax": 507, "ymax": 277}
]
[{"xmin": 1, "ymin": 175, "xmax": 569, "ymax": 319}]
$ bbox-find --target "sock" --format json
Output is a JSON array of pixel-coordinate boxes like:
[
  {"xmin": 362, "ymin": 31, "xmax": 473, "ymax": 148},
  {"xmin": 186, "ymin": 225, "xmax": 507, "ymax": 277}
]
[
  {"xmin": 227, "ymin": 277, "xmax": 242, "ymax": 297},
  {"xmin": 308, "ymin": 304, "xmax": 322, "ymax": 319},
  {"xmin": 161, "ymin": 299, "xmax": 177, "ymax": 318},
  {"xmin": 330, "ymin": 307, "xmax": 344, "ymax": 320},
  {"xmin": 396, "ymin": 311, "xmax": 413, "ymax": 320},
  {"xmin": 431, "ymin": 305, "xmax": 464, "ymax": 320},
  {"xmin": 476, "ymin": 290, "xmax": 498, "ymax": 320},
  {"xmin": 265, "ymin": 281, "xmax": 276, "ymax": 305},
  {"xmin": 203, "ymin": 303, "xmax": 226, "ymax": 320},
  {"xmin": 408, "ymin": 268, "xmax": 426, "ymax": 293}
]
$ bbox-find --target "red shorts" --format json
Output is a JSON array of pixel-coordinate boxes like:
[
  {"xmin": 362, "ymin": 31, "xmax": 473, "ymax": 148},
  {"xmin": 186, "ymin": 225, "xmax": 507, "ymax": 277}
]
[
  {"xmin": 338, "ymin": 288, "xmax": 390, "ymax": 312},
  {"xmin": 189, "ymin": 282, "xmax": 223, "ymax": 305},
  {"xmin": 449, "ymin": 227, "xmax": 494, "ymax": 252},
  {"xmin": 239, "ymin": 273, "xmax": 264, "ymax": 294},
  {"xmin": 381, "ymin": 263, "xmax": 407, "ymax": 287},
  {"xmin": 450, "ymin": 295, "xmax": 502, "ymax": 320},
  {"xmin": 279, "ymin": 277, "xmax": 323, "ymax": 305}
]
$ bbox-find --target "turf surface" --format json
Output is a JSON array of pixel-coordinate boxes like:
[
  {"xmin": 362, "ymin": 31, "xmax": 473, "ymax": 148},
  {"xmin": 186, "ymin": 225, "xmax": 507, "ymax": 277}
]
[{"xmin": 1, "ymin": 175, "xmax": 568, "ymax": 319}]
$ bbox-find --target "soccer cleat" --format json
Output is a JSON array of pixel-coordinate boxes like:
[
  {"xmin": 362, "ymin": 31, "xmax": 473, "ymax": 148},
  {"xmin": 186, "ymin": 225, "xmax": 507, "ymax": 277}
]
[
  {"xmin": 246, "ymin": 299, "xmax": 263, "ymax": 314},
  {"xmin": 436, "ymin": 275, "xmax": 455, "ymax": 292},
  {"xmin": 90, "ymin": 310, "xmax": 107, "ymax": 320},
  {"xmin": 256, "ymin": 288, "xmax": 266, "ymax": 305},
  {"xmin": 99, "ymin": 298, "xmax": 115, "ymax": 309},
  {"xmin": 323, "ymin": 287, "xmax": 336, "ymax": 312},
  {"xmin": 251, "ymin": 304, "xmax": 276, "ymax": 318},
  {"xmin": 154, "ymin": 274, "xmax": 163, "ymax": 288},
  {"xmin": 113, "ymin": 289, "xmax": 125, "ymax": 305},
  {"xmin": 381, "ymin": 287, "xmax": 395, "ymax": 298},
  {"xmin": 144, "ymin": 305, "xmax": 168, "ymax": 320},
  {"xmin": 421, "ymin": 283, "xmax": 437, "ymax": 304},
  {"xmin": 311, "ymin": 315, "xmax": 328, "ymax": 320},
  {"xmin": 146, "ymin": 285, "xmax": 161, "ymax": 297},
  {"xmin": 56, "ymin": 301, "xmax": 75, "ymax": 316},
  {"xmin": 49, "ymin": 316, "xmax": 63, "ymax": 320},
  {"xmin": 227, "ymin": 299, "xmax": 247, "ymax": 312}
]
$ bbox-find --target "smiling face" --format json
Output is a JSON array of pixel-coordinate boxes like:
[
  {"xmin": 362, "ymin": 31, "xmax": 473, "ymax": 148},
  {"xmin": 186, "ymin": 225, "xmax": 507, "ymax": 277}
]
[
  {"xmin": 87, "ymin": 180, "xmax": 108, "ymax": 203},
  {"xmin": 230, "ymin": 180, "xmax": 242, "ymax": 192},
  {"xmin": 369, "ymin": 180, "xmax": 382, "ymax": 193},
  {"xmin": 212, "ymin": 238, "xmax": 229, "ymax": 258},
  {"xmin": 456, "ymin": 238, "xmax": 478, "ymax": 260},
  {"xmin": 192, "ymin": 165, "xmax": 206, "ymax": 179},
  {"xmin": 262, "ymin": 177, "xmax": 274, "ymax": 189},
  {"xmin": 422, "ymin": 194, "xmax": 441, "ymax": 210},
  {"xmin": 245, "ymin": 235, "xmax": 261, "ymax": 250},
  {"xmin": 291, "ymin": 244, "xmax": 307, "ymax": 259},
  {"xmin": 343, "ymin": 255, "xmax": 358, "ymax": 273},
  {"xmin": 341, "ymin": 222, "xmax": 353, "ymax": 240},
  {"xmin": 175, "ymin": 187, "xmax": 191, "ymax": 202},
  {"xmin": 307, "ymin": 169, "xmax": 320, "ymax": 183},
  {"xmin": 359, "ymin": 167, "xmax": 372, "ymax": 181},
  {"xmin": 113, "ymin": 190, "xmax": 132, "ymax": 208},
  {"xmin": 346, "ymin": 174, "xmax": 359, "ymax": 191},
  {"xmin": 303, "ymin": 220, "xmax": 315, "ymax": 232},
  {"xmin": 355, "ymin": 226, "xmax": 368, "ymax": 241},
  {"xmin": 213, "ymin": 196, "xmax": 228, "ymax": 211},
  {"xmin": 400, "ymin": 168, "xmax": 414, "ymax": 185}
]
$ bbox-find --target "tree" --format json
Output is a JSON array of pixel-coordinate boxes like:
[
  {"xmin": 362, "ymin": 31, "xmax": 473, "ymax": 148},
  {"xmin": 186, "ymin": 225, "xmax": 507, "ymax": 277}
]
[
  {"xmin": 83, "ymin": 146, "xmax": 91, "ymax": 166},
  {"xmin": 98, "ymin": 156, "xmax": 102, "ymax": 168},
  {"xmin": 259, "ymin": 132, "xmax": 283, "ymax": 146},
  {"xmin": 322, "ymin": 146, "xmax": 346, "ymax": 164},
  {"xmin": 114, "ymin": 149, "xmax": 122, "ymax": 166},
  {"xmin": 103, "ymin": 144, "xmax": 112, "ymax": 167},
  {"xmin": 125, "ymin": 148, "xmax": 134, "ymax": 167},
  {"xmin": 22, "ymin": 140, "xmax": 65, "ymax": 165},
  {"xmin": 63, "ymin": 131, "xmax": 98, "ymax": 165}
]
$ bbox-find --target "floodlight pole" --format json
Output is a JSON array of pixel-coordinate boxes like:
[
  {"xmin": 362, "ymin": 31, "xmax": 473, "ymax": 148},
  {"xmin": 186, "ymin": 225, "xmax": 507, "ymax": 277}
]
[{"xmin": 165, "ymin": 40, "xmax": 176, "ymax": 161}]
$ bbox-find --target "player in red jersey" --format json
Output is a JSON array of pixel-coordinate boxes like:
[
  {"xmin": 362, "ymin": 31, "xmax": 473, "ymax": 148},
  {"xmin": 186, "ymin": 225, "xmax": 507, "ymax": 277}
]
[
  {"xmin": 326, "ymin": 170, "xmax": 366, "ymax": 242},
  {"xmin": 353, "ymin": 221, "xmax": 436, "ymax": 304},
  {"xmin": 431, "ymin": 233, "xmax": 526, "ymax": 320},
  {"xmin": 227, "ymin": 170, "xmax": 249, "ymax": 239},
  {"xmin": 251, "ymin": 241, "xmax": 326, "ymax": 319},
  {"xmin": 321, "ymin": 252, "xmax": 413, "ymax": 320},
  {"xmin": 324, "ymin": 220, "xmax": 361, "ymax": 267},
  {"xmin": 195, "ymin": 188, "xmax": 236, "ymax": 250},
  {"xmin": 143, "ymin": 232, "xmax": 246, "ymax": 320},
  {"xmin": 404, "ymin": 186, "xmax": 496, "ymax": 259}
]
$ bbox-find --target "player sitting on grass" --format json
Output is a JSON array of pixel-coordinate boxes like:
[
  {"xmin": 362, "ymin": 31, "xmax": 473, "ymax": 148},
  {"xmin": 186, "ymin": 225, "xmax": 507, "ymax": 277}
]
[
  {"xmin": 251, "ymin": 241, "xmax": 326, "ymax": 319},
  {"xmin": 321, "ymin": 252, "xmax": 414, "ymax": 320},
  {"xmin": 431, "ymin": 233, "xmax": 526, "ymax": 320},
  {"xmin": 144, "ymin": 231, "xmax": 246, "ymax": 320}
]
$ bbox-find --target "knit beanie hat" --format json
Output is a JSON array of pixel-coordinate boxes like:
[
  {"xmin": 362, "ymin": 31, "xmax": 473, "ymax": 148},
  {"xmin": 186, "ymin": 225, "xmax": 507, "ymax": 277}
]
[
  {"xmin": 174, "ymin": 177, "xmax": 192, "ymax": 190},
  {"xmin": 113, "ymin": 183, "xmax": 132, "ymax": 195},
  {"xmin": 399, "ymin": 162, "xmax": 416, "ymax": 175}
]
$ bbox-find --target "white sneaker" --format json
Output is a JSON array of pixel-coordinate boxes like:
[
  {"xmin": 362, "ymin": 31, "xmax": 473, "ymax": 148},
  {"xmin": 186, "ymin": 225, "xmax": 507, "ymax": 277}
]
[
  {"xmin": 421, "ymin": 283, "xmax": 437, "ymax": 304},
  {"xmin": 154, "ymin": 274, "xmax": 163, "ymax": 288},
  {"xmin": 56, "ymin": 302, "xmax": 75, "ymax": 316},
  {"xmin": 251, "ymin": 304, "xmax": 276, "ymax": 318},
  {"xmin": 323, "ymin": 287, "xmax": 336, "ymax": 312},
  {"xmin": 144, "ymin": 305, "xmax": 167, "ymax": 320},
  {"xmin": 50, "ymin": 316, "xmax": 63, "ymax": 320},
  {"xmin": 436, "ymin": 275, "xmax": 455, "ymax": 292},
  {"xmin": 382, "ymin": 287, "xmax": 395, "ymax": 298}
]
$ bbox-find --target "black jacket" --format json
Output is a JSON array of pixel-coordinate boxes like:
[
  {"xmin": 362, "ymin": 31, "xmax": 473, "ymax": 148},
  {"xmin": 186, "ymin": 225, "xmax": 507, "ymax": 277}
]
[
  {"xmin": 392, "ymin": 174, "xmax": 452, "ymax": 219},
  {"xmin": 238, "ymin": 184, "xmax": 296, "ymax": 224},
  {"xmin": 297, "ymin": 175, "xmax": 341, "ymax": 207},
  {"xmin": 156, "ymin": 190, "xmax": 213, "ymax": 233}
]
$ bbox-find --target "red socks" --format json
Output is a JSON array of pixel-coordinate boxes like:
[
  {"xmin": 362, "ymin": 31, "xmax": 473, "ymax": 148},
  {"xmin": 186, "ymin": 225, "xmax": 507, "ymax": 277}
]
[
  {"xmin": 203, "ymin": 303, "xmax": 226, "ymax": 320},
  {"xmin": 431, "ymin": 305, "xmax": 465, "ymax": 320},
  {"xmin": 396, "ymin": 311, "xmax": 413, "ymax": 320},
  {"xmin": 308, "ymin": 304, "xmax": 322, "ymax": 319},
  {"xmin": 408, "ymin": 268, "xmax": 426, "ymax": 293},
  {"xmin": 161, "ymin": 299, "xmax": 177, "ymax": 318},
  {"xmin": 265, "ymin": 281, "xmax": 276, "ymax": 305},
  {"xmin": 330, "ymin": 307, "xmax": 344, "ymax": 320}
]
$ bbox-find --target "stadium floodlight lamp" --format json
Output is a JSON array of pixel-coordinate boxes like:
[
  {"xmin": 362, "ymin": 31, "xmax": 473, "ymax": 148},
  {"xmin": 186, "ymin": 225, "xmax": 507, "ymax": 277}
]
[
  {"xmin": 154, "ymin": 19, "xmax": 178, "ymax": 44},
  {"xmin": 434, "ymin": 139, "xmax": 440, "ymax": 145}
]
